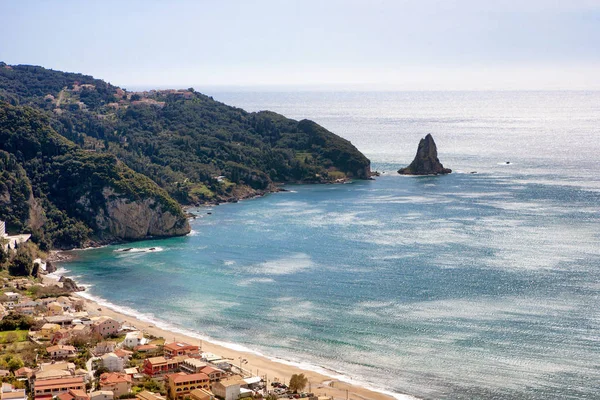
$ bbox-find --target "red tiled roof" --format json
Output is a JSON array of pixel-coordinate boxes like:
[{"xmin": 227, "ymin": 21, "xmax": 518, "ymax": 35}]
[{"xmin": 100, "ymin": 372, "xmax": 132, "ymax": 385}]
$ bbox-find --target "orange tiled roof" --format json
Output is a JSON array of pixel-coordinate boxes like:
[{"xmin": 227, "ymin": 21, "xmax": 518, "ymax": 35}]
[
  {"xmin": 168, "ymin": 372, "xmax": 209, "ymax": 383},
  {"xmin": 100, "ymin": 372, "xmax": 132, "ymax": 385}
]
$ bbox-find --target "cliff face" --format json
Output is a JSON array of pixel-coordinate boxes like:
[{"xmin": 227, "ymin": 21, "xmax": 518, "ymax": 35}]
[
  {"xmin": 398, "ymin": 134, "xmax": 452, "ymax": 175},
  {"xmin": 92, "ymin": 188, "xmax": 190, "ymax": 240},
  {"xmin": 0, "ymin": 103, "xmax": 190, "ymax": 248}
]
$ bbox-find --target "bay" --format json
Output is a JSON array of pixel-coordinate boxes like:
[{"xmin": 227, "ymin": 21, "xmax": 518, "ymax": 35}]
[{"xmin": 60, "ymin": 91, "xmax": 600, "ymax": 399}]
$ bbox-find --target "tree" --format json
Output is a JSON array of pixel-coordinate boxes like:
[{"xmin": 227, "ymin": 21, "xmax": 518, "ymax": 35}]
[
  {"xmin": 8, "ymin": 244, "xmax": 34, "ymax": 276},
  {"xmin": 288, "ymin": 374, "xmax": 308, "ymax": 393},
  {"xmin": 7, "ymin": 355, "xmax": 24, "ymax": 372}
]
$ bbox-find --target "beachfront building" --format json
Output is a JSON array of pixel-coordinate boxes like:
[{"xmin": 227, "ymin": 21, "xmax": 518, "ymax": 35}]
[
  {"xmin": 33, "ymin": 376, "xmax": 86, "ymax": 400},
  {"xmin": 179, "ymin": 359, "xmax": 206, "ymax": 374},
  {"xmin": 101, "ymin": 353, "xmax": 124, "ymax": 372},
  {"xmin": 211, "ymin": 378, "xmax": 241, "ymax": 400},
  {"xmin": 142, "ymin": 356, "xmax": 186, "ymax": 377},
  {"xmin": 163, "ymin": 342, "xmax": 200, "ymax": 359},
  {"xmin": 91, "ymin": 317, "xmax": 121, "ymax": 338},
  {"xmin": 166, "ymin": 372, "xmax": 209, "ymax": 400},
  {"xmin": 199, "ymin": 366, "xmax": 225, "ymax": 383},
  {"xmin": 46, "ymin": 345, "xmax": 77, "ymax": 359},
  {"xmin": 123, "ymin": 331, "xmax": 145, "ymax": 348},
  {"xmin": 99, "ymin": 373, "xmax": 132, "ymax": 398}
]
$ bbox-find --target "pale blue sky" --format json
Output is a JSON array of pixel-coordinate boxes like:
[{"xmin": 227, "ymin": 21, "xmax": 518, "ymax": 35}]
[{"xmin": 1, "ymin": 0, "xmax": 599, "ymax": 89}]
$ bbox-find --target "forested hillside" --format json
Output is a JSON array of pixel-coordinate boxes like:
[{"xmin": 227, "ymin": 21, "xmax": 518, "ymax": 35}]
[
  {"xmin": 0, "ymin": 63, "xmax": 370, "ymax": 204},
  {"xmin": 0, "ymin": 62, "xmax": 370, "ymax": 249}
]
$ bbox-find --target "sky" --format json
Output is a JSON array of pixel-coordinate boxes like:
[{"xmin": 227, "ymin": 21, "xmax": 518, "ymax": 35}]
[{"xmin": 1, "ymin": 0, "xmax": 599, "ymax": 90}]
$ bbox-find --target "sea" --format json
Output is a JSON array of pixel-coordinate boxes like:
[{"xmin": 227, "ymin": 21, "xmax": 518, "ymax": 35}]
[{"xmin": 56, "ymin": 91, "xmax": 600, "ymax": 400}]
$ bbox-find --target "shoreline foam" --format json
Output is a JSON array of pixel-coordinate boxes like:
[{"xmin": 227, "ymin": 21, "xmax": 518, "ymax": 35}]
[{"xmin": 45, "ymin": 262, "xmax": 417, "ymax": 400}]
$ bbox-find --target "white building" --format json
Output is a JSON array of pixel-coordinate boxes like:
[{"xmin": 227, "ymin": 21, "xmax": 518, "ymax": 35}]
[
  {"xmin": 122, "ymin": 331, "xmax": 145, "ymax": 348},
  {"xmin": 0, "ymin": 221, "xmax": 5, "ymax": 237},
  {"xmin": 101, "ymin": 353, "xmax": 124, "ymax": 372}
]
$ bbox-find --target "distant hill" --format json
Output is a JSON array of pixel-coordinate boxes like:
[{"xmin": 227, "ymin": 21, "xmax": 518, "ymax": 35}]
[
  {"xmin": 0, "ymin": 62, "xmax": 370, "ymax": 248},
  {"xmin": 0, "ymin": 63, "xmax": 371, "ymax": 205}
]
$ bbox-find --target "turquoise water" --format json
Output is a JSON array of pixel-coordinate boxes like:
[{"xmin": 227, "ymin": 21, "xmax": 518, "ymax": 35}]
[{"xmin": 60, "ymin": 92, "xmax": 600, "ymax": 399}]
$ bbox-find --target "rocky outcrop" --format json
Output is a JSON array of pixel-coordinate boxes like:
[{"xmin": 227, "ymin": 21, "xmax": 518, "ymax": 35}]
[
  {"xmin": 90, "ymin": 187, "xmax": 190, "ymax": 240},
  {"xmin": 59, "ymin": 276, "xmax": 82, "ymax": 292},
  {"xmin": 398, "ymin": 134, "xmax": 451, "ymax": 175}
]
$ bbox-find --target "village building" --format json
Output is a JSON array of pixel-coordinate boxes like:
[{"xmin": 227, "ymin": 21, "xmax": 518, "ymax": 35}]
[
  {"xmin": 99, "ymin": 373, "xmax": 132, "ymax": 398},
  {"xmin": 179, "ymin": 358, "xmax": 206, "ymax": 374},
  {"xmin": 91, "ymin": 317, "xmax": 121, "ymax": 338},
  {"xmin": 211, "ymin": 378, "xmax": 242, "ymax": 400},
  {"xmin": 14, "ymin": 367, "xmax": 34, "ymax": 379},
  {"xmin": 199, "ymin": 366, "xmax": 225, "ymax": 382},
  {"xmin": 142, "ymin": 356, "xmax": 186, "ymax": 377},
  {"xmin": 93, "ymin": 342, "xmax": 116, "ymax": 356},
  {"xmin": 33, "ymin": 376, "xmax": 86, "ymax": 400},
  {"xmin": 166, "ymin": 372, "xmax": 210, "ymax": 400},
  {"xmin": 122, "ymin": 331, "xmax": 145, "ymax": 348},
  {"xmin": 101, "ymin": 353, "xmax": 125, "ymax": 372},
  {"xmin": 39, "ymin": 323, "xmax": 61, "ymax": 340},
  {"xmin": 1, "ymin": 383, "xmax": 27, "ymax": 400},
  {"xmin": 163, "ymin": 342, "xmax": 199, "ymax": 359},
  {"xmin": 46, "ymin": 345, "xmax": 77, "ymax": 359}
]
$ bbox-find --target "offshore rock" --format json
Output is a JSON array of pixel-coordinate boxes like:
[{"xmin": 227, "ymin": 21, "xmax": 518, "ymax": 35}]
[{"xmin": 398, "ymin": 134, "xmax": 452, "ymax": 175}]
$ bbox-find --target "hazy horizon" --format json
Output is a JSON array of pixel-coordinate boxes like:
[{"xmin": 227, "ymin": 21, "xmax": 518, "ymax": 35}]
[{"xmin": 2, "ymin": 0, "xmax": 600, "ymax": 90}]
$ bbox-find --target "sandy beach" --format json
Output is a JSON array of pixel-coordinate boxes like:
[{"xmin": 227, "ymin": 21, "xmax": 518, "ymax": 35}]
[{"xmin": 42, "ymin": 272, "xmax": 404, "ymax": 400}]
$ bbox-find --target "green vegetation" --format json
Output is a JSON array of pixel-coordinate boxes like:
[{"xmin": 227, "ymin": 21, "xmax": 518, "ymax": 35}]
[
  {"xmin": 0, "ymin": 62, "xmax": 371, "ymax": 249},
  {"xmin": 289, "ymin": 373, "xmax": 308, "ymax": 393},
  {"xmin": 0, "ymin": 313, "xmax": 34, "ymax": 331},
  {"xmin": 0, "ymin": 330, "xmax": 28, "ymax": 343}
]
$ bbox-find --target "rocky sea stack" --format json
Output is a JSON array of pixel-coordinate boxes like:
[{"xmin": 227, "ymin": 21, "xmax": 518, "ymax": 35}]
[{"xmin": 398, "ymin": 134, "xmax": 452, "ymax": 175}]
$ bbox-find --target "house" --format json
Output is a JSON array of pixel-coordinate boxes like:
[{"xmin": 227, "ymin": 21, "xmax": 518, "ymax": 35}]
[
  {"xmin": 33, "ymin": 376, "xmax": 86, "ymax": 400},
  {"xmin": 0, "ymin": 370, "xmax": 9, "ymax": 378},
  {"xmin": 46, "ymin": 345, "xmax": 77, "ymax": 359},
  {"xmin": 14, "ymin": 367, "xmax": 34, "ymax": 379},
  {"xmin": 57, "ymin": 389, "xmax": 90, "ymax": 400},
  {"xmin": 51, "ymin": 329, "xmax": 72, "ymax": 345},
  {"xmin": 142, "ymin": 356, "xmax": 186, "ymax": 377},
  {"xmin": 44, "ymin": 315, "xmax": 75, "ymax": 326},
  {"xmin": 163, "ymin": 342, "xmax": 199, "ymax": 359},
  {"xmin": 188, "ymin": 389, "xmax": 213, "ymax": 400},
  {"xmin": 135, "ymin": 391, "xmax": 166, "ymax": 400},
  {"xmin": 1, "ymin": 383, "xmax": 27, "ymax": 400},
  {"xmin": 123, "ymin": 331, "xmax": 145, "ymax": 348},
  {"xmin": 199, "ymin": 366, "xmax": 225, "ymax": 382},
  {"xmin": 91, "ymin": 317, "xmax": 121, "ymax": 338},
  {"xmin": 93, "ymin": 342, "xmax": 116, "ymax": 356},
  {"xmin": 99, "ymin": 373, "xmax": 132, "ymax": 398},
  {"xmin": 39, "ymin": 323, "xmax": 61, "ymax": 340},
  {"xmin": 2, "ymin": 292, "xmax": 20, "ymax": 307},
  {"xmin": 133, "ymin": 344, "xmax": 159, "ymax": 355},
  {"xmin": 89, "ymin": 391, "xmax": 113, "ymax": 400},
  {"xmin": 46, "ymin": 302, "xmax": 64, "ymax": 316},
  {"xmin": 101, "ymin": 353, "xmax": 124, "ymax": 372},
  {"xmin": 211, "ymin": 378, "xmax": 242, "ymax": 400},
  {"xmin": 166, "ymin": 372, "xmax": 209, "ymax": 400}
]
